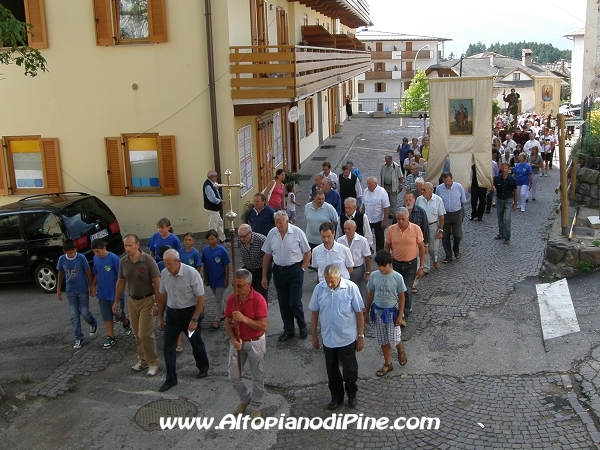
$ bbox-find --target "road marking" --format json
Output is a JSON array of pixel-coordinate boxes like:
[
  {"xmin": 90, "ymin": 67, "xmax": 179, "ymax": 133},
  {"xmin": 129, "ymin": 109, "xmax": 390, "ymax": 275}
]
[{"xmin": 536, "ymin": 278, "xmax": 580, "ymax": 341}]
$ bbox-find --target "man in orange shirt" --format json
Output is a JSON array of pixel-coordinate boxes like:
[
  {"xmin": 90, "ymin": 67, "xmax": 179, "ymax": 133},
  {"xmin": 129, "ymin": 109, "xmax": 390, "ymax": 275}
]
[{"xmin": 384, "ymin": 207, "xmax": 426, "ymax": 323}]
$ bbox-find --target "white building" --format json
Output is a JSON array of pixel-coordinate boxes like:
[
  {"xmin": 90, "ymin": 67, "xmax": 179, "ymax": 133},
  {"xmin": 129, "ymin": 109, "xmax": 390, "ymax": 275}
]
[
  {"xmin": 355, "ymin": 30, "xmax": 449, "ymax": 112},
  {"xmin": 564, "ymin": 28, "xmax": 585, "ymax": 105},
  {"xmin": 582, "ymin": 0, "xmax": 599, "ymax": 102}
]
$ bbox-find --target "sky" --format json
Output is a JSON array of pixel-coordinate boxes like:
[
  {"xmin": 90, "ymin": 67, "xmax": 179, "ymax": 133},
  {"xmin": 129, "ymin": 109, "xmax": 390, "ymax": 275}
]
[{"xmin": 366, "ymin": 0, "xmax": 588, "ymax": 58}]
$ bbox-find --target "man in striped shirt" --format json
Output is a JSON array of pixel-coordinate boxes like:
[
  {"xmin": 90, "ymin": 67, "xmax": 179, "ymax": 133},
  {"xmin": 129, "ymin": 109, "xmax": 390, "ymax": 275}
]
[{"xmin": 237, "ymin": 224, "xmax": 270, "ymax": 302}]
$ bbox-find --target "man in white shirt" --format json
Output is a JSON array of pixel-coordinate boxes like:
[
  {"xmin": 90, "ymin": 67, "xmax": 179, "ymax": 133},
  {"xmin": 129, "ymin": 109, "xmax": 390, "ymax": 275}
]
[
  {"xmin": 523, "ymin": 132, "xmax": 539, "ymax": 157},
  {"xmin": 312, "ymin": 222, "xmax": 354, "ymax": 283},
  {"xmin": 319, "ymin": 161, "xmax": 339, "ymax": 189},
  {"xmin": 336, "ymin": 197, "xmax": 373, "ymax": 249},
  {"xmin": 502, "ymin": 133, "xmax": 517, "ymax": 154},
  {"xmin": 337, "ymin": 220, "xmax": 371, "ymax": 300},
  {"xmin": 416, "ymin": 182, "xmax": 446, "ymax": 271},
  {"xmin": 361, "ymin": 176, "xmax": 390, "ymax": 252}
]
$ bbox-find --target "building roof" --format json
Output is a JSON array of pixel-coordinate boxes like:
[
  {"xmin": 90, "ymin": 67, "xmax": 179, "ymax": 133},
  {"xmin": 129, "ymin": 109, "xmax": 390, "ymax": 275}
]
[
  {"xmin": 355, "ymin": 29, "xmax": 451, "ymax": 43},
  {"xmin": 429, "ymin": 54, "xmax": 561, "ymax": 79},
  {"xmin": 564, "ymin": 27, "xmax": 585, "ymax": 37}
]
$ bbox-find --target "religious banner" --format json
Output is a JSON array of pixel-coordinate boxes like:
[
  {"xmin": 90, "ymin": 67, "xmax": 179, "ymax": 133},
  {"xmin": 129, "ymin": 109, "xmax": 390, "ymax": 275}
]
[
  {"xmin": 533, "ymin": 76, "xmax": 562, "ymax": 117},
  {"xmin": 426, "ymin": 77, "xmax": 493, "ymax": 189}
]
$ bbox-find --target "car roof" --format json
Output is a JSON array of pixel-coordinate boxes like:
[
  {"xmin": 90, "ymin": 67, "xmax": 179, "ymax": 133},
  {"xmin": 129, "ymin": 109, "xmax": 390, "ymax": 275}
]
[{"xmin": 0, "ymin": 192, "xmax": 92, "ymax": 213}]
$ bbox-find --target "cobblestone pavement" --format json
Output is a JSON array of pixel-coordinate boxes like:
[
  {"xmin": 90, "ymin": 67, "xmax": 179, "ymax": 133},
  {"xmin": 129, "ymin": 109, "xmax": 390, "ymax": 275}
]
[{"xmin": 14, "ymin": 117, "xmax": 600, "ymax": 449}]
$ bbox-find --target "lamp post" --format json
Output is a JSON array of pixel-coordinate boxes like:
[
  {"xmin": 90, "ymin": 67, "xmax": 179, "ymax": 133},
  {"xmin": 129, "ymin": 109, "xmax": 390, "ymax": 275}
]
[{"xmin": 413, "ymin": 44, "xmax": 430, "ymax": 76}]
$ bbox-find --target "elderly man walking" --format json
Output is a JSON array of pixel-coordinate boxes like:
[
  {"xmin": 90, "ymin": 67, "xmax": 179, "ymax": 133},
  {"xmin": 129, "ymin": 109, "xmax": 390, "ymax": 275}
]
[
  {"xmin": 361, "ymin": 176, "xmax": 390, "ymax": 252},
  {"xmin": 262, "ymin": 210, "xmax": 312, "ymax": 341},
  {"xmin": 203, "ymin": 170, "xmax": 226, "ymax": 243},
  {"xmin": 305, "ymin": 190, "xmax": 339, "ymax": 250},
  {"xmin": 309, "ymin": 264, "xmax": 365, "ymax": 410},
  {"xmin": 416, "ymin": 182, "xmax": 446, "ymax": 271},
  {"xmin": 113, "ymin": 234, "xmax": 161, "ymax": 376},
  {"xmin": 156, "ymin": 250, "xmax": 209, "ymax": 392},
  {"xmin": 236, "ymin": 224, "xmax": 270, "ymax": 301},
  {"xmin": 311, "ymin": 222, "xmax": 354, "ymax": 283},
  {"xmin": 384, "ymin": 207, "xmax": 426, "ymax": 321},
  {"xmin": 337, "ymin": 197, "xmax": 373, "ymax": 249},
  {"xmin": 337, "ymin": 219, "xmax": 371, "ymax": 301},
  {"xmin": 225, "ymin": 269, "xmax": 268, "ymax": 419},
  {"xmin": 380, "ymin": 155, "xmax": 403, "ymax": 217},
  {"xmin": 437, "ymin": 172, "xmax": 467, "ymax": 263}
]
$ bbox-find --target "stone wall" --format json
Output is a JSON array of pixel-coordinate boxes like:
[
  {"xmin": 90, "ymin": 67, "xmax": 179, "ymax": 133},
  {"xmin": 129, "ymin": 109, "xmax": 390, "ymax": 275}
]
[
  {"xmin": 540, "ymin": 239, "xmax": 600, "ymax": 279},
  {"xmin": 574, "ymin": 155, "xmax": 600, "ymax": 208}
]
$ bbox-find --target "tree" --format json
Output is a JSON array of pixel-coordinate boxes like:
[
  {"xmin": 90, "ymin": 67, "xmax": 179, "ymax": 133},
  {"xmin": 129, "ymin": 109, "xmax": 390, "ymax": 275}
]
[
  {"xmin": 465, "ymin": 41, "xmax": 486, "ymax": 57},
  {"xmin": 0, "ymin": 5, "xmax": 47, "ymax": 77},
  {"xmin": 401, "ymin": 68, "xmax": 429, "ymax": 113},
  {"xmin": 464, "ymin": 40, "xmax": 571, "ymax": 64}
]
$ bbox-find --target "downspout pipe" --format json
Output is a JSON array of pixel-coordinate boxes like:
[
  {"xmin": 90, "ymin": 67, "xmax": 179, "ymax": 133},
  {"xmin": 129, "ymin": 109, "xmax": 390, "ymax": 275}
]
[{"xmin": 205, "ymin": 0, "xmax": 221, "ymax": 177}]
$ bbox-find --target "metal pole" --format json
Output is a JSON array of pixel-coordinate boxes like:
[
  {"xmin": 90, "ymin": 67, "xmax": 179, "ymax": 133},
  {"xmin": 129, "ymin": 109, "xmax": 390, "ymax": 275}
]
[{"xmin": 558, "ymin": 113, "xmax": 569, "ymax": 235}]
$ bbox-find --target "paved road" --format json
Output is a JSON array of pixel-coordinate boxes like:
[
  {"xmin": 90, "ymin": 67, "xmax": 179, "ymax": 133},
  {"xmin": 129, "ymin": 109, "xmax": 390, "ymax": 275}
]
[{"xmin": 1, "ymin": 117, "xmax": 599, "ymax": 449}]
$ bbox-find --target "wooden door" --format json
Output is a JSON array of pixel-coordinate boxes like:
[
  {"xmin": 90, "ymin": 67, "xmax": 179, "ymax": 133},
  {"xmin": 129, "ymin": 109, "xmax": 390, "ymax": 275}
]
[
  {"xmin": 257, "ymin": 113, "xmax": 274, "ymax": 191},
  {"xmin": 328, "ymin": 87, "xmax": 336, "ymax": 136},
  {"xmin": 276, "ymin": 7, "xmax": 289, "ymax": 46}
]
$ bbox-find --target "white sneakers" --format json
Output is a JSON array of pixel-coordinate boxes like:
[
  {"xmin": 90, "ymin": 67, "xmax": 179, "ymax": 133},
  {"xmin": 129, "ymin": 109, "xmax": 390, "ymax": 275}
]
[{"xmin": 147, "ymin": 365, "xmax": 159, "ymax": 376}]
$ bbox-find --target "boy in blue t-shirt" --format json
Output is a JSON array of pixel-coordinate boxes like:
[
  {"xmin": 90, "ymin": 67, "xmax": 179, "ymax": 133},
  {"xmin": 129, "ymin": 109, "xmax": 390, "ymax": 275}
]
[
  {"xmin": 57, "ymin": 239, "xmax": 97, "ymax": 349},
  {"xmin": 90, "ymin": 239, "xmax": 132, "ymax": 349},
  {"xmin": 202, "ymin": 229, "xmax": 230, "ymax": 330}
]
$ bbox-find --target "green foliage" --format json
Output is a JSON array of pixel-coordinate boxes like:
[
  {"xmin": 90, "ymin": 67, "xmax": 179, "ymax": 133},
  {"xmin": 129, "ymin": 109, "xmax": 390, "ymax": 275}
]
[
  {"xmin": 464, "ymin": 40, "xmax": 571, "ymax": 64},
  {"xmin": 580, "ymin": 261, "xmax": 593, "ymax": 272},
  {"xmin": 492, "ymin": 99, "xmax": 500, "ymax": 117},
  {"xmin": 584, "ymin": 108, "xmax": 600, "ymax": 157},
  {"xmin": 0, "ymin": 4, "xmax": 47, "ymax": 77},
  {"xmin": 592, "ymin": 240, "xmax": 600, "ymax": 248},
  {"xmin": 401, "ymin": 69, "xmax": 429, "ymax": 113},
  {"xmin": 284, "ymin": 172, "xmax": 300, "ymax": 185}
]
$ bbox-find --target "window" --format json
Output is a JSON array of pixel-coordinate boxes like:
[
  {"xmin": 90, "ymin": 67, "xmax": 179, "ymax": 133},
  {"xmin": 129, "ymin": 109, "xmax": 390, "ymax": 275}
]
[
  {"xmin": 0, "ymin": 136, "xmax": 62, "ymax": 195},
  {"xmin": 1, "ymin": 0, "xmax": 48, "ymax": 48},
  {"xmin": 21, "ymin": 211, "xmax": 63, "ymax": 241},
  {"xmin": 0, "ymin": 214, "xmax": 21, "ymax": 241},
  {"xmin": 375, "ymin": 42, "xmax": 382, "ymax": 52},
  {"xmin": 375, "ymin": 83, "xmax": 386, "ymax": 93},
  {"xmin": 406, "ymin": 42, "xmax": 412, "ymax": 51},
  {"xmin": 375, "ymin": 62, "xmax": 384, "ymax": 72},
  {"xmin": 513, "ymin": 72, "xmax": 521, "ymax": 81},
  {"xmin": 105, "ymin": 133, "xmax": 178, "ymax": 195},
  {"xmin": 305, "ymin": 98, "xmax": 314, "ymax": 137},
  {"xmin": 93, "ymin": 0, "xmax": 168, "ymax": 46},
  {"xmin": 404, "ymin": 81, "xmax": 411, "ymax": 90},
  {"xmin": 358, "ymin": 83, "xmax": 364, "ymax": 94}
]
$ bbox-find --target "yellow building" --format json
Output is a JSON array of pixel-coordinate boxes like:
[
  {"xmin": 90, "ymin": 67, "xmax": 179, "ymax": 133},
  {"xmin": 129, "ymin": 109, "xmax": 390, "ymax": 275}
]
[{"xmin": 0, "ymin": 0, "xmax": 370, "ymax": 237}]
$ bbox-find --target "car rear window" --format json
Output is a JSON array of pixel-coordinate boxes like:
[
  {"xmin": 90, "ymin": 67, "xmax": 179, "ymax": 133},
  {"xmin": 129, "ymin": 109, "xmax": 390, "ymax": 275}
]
[{"xmin": 59, "ymin": 197, "xmax": 117, "ymax": 239}]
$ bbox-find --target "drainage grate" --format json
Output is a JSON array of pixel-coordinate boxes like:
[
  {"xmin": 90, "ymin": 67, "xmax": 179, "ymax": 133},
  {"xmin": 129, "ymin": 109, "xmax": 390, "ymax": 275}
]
[
  {"xmin": 401, "ymin": 321, "xmax": 419, "ymax": 341},
  {"xmin": 330, "ymin": 135, "xmax": 343, "ymax": 139},
  {"xmin": 428, "ymin": 292, "xmax": 461, "ymax": 306},
  {"xmin": 311, "ymin": 156, "xmax": 327, "ymax": 161},
  {"xmin": 320, "ymin": 145, "xmax": 336, "ymax": 149},
  {"xmin": 298, "ymin": 174, "xmax": 313, "ymax": 181},
  {"xmin": 135, "ymin": 398, "xmax": 197, "ymax": 431}
]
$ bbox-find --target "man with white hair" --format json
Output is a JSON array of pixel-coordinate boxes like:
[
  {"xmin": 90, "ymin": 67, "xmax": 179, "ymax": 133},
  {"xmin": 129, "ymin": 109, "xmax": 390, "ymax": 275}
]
[
  {"xmin": 379, "ymin": 155, "xmax": 402, "ymax": 216},
  {"xmin": 361, "ymin": 176, "xmax": 390, "ymax": 252},
  {"xmin": 416, "ymin": 182, "xmax": 446, "ymax": 271},
  {"xmin": 156, "ymin": 249, "xmax": 209, "ymax": 392},
  {"xmin": 337, "ymin": 197, "xmax": 373, "ymax": 249},
  {"xmin": 203, "ymin": 170, "xmax": 226, "ymax": 243}
]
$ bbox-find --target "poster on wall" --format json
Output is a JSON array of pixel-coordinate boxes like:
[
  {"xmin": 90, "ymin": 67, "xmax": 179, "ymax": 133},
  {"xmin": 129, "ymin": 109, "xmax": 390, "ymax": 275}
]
[
  {"xmin": 238, "ymin": 125, "xmax": 253, "ymax": 196},
  {"xmin": 299, "ymin": 114, "xmax": 306, "ymax": 140},
  {"xmin": 273, "ymin": 111, "xmax": 283, "ymax": 167}
]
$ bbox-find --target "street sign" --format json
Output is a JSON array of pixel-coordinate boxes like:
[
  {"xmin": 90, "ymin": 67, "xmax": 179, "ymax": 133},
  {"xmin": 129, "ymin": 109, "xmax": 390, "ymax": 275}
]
[
  {"xmin": 288, "ymin": 106, "xmax": 300, "ymax": 123},
  {"xmin": 565, "ymin": 119, "xmax": 585, "ymax": 126}
]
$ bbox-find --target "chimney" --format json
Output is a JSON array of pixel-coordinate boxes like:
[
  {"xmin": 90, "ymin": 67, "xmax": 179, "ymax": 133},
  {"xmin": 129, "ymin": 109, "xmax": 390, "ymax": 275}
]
[
  {"xmin": 490, "ymin": 53, "xmax": 494, "ymax": 67},
  {"xmin": 522, "ymin": 49, "xmax": 532, "ymax": 66}
]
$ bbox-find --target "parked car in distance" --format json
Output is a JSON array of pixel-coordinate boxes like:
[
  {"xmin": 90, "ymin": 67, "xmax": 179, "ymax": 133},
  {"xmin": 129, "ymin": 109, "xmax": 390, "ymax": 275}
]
[{"xmin": 0, "ymin": 192, "xmax": 124, "ymax": 293}]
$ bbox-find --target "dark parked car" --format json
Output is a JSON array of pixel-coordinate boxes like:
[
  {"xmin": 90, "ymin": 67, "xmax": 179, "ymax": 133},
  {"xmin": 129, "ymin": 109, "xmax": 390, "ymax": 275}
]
[{"xmin": 0, "ymin": 192, "xmax": 124, "ymax": 293}]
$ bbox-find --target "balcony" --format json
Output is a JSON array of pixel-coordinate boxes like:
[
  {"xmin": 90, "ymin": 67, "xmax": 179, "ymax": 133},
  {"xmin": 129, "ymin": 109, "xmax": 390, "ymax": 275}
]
[
  {"xmin": 293, "ymin": 0, "xmax": 370, "ymax": 28},
  {"xmin": 365, "ymin": 71, "xmax": 392, "ymax": 80},
  {"xmin": 401, "ymin": 70, "xmax": 415, "ymax": 79},
  {"xmin": 230, "ymin": 45, "xmax": 371, "ymax": 112},
  {"xmin": 370, "ymin": 51, "xmax": 401, "ymax": 60},
  {"xmin": 402, "ymin": 50, "xmax": 433, "ymax": 60}
]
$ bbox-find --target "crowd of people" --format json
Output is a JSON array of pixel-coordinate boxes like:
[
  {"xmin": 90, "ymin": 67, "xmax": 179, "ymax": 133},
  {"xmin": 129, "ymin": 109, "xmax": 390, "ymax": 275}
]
[{"xmin": 57, "ymin": 119, "xmax": 557, "ymax": 417}]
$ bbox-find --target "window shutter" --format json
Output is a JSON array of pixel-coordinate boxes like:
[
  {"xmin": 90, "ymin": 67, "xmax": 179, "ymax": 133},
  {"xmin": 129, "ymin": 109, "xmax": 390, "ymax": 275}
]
[
  {"xmin": 23, "ymin": 0, "xmax": 48, "ymax": 49},
  {"xmin": 0, "ymin": 139, "xmax": 9, "ymax": 196},
  {"xmin": 93, "ymin": 0, "xmax": 113, "ymax": 46},
  {"xmin": 105, "ymin": 137, "xmax": 126, "ymax": 196},
  {"xmin": 148, "ymin": 0, "xmax": 168, "ymax": 43},
  {"xmin": 260, "ymin": 0, "xmax": 269, "ymax": 46},
  {"xmin": 157, "ymin": 136, "xmax": 178, "ymax": 195},
  {"xmin": 40, "ymin": 138, "xmax": 63, "ymax": 192}
]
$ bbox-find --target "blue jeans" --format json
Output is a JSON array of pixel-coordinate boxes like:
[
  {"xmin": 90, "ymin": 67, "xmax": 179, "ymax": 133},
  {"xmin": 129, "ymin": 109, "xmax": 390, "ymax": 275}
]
[
  {"xmin": 273, "ymin": 262, "xmax": 306, "ymax": 335},
  {"xmin": 496, "ymin": 198, "xmax": 513, "ymax": 240},
  {"xmin": 67, "ymin": 292, "xmax": 97, "ymax": 341},
  {"xmin": 164, "ymin": 306, "xmax": 209, "ymax": 385},
  {"xmin": 392, "ymin": 258, "xmax": 417, "ymax": 318}
]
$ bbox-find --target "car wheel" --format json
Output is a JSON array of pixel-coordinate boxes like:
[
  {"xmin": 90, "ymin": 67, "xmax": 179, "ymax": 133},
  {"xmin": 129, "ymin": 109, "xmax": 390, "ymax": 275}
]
[{"xmin": 34, "ymin": 263, "xmax": 58, "ymax": 293}]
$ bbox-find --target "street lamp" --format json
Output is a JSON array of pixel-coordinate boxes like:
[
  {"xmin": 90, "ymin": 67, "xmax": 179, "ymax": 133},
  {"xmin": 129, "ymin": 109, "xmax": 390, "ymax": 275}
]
[{"xmin": 413, "ymin": 44, "xmax": 430, "ymax": 75}]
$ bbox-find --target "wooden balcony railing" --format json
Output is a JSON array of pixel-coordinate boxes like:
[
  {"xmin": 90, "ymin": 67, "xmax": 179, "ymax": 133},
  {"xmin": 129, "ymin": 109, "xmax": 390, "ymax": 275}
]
[
  {"xmin": 402, "ymin": 50, "xmax": 433, "ymax": 60},
  {"xmin": 401, "ymin": 70, "xmax": 415, "ymax": 79},
  {"xmin": 230, "ymin": 45, "xmax": 371, "ymax": 102},
  {"xmin": 365, "ymin": 71, "xmax": 392, "ymax": 80},
  {"xmin": 370, "ymin": 51, "xmax": 392, "ymax": 60}
]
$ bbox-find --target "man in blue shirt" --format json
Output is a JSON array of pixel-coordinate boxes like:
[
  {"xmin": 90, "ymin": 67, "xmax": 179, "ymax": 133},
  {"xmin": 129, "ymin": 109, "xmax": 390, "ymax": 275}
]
[
  {"xmin": 321, "ymin": 177, "xmax": 342, "ymax": 216},
  {"xmin": 437, "ymin": 172, "xmax": 467, "ymax": 263},
  {"xmin": 247, "ymin": 193, "xmax": 275, "ymax": 237},
  {"xmin": 309, "ymin": 264, "xmax": 365, "ymax": 410}
]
